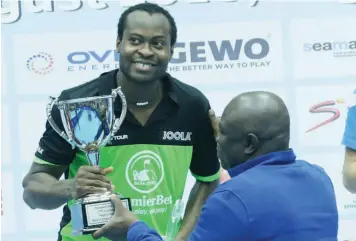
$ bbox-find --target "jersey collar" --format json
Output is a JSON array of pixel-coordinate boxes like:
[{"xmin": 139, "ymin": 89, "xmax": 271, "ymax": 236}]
[
  {"xmin": 227, "ymin": 149, "xmax": 297, "ymax": 178},
  {"xmin": 96, "ymin": 69, "xmax": 180, "ymax": 106}
]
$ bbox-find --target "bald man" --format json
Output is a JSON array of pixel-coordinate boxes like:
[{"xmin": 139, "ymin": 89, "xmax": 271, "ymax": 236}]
[{"xmin": 91, "ymin": 91, "xmax": 338, "ymax": 241}]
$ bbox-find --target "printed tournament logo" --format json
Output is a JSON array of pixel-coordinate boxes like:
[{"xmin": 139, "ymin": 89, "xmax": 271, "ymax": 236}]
[
  {"xmin": 126, "ymin": 150, "xmax": 164, "ymax": 194},
  {"xmin": 303, "ymin": 40, "xmax": 356, "ymax": 58},
  {"xmin": 26, "ymin": 52, "xmax": 54, "ymax": 75}
]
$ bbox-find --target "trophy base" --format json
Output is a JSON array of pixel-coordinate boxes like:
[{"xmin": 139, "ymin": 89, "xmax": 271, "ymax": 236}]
[{"xmin": 70, "ymin": 192, "xmax": 132, "ymax": 236}]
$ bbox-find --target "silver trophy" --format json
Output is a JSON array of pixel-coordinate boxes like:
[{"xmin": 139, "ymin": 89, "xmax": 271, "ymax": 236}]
[{"xmin": 46, "ymin": 86, "xmax": 130, "ymax": 235}]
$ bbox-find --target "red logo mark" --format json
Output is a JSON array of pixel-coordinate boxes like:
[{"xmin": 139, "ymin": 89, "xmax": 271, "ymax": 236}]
[{"xmin": 306, "ymin": 99, "xmax": 344, "ymax": 133}]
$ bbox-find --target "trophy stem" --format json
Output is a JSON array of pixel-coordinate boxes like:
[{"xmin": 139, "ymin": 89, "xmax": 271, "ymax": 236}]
[{"xmin": 86, "ymin": 151, "xmax": 100, "ymax": 166}]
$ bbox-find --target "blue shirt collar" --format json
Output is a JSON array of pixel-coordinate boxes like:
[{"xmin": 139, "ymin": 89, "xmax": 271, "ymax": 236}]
[{"xmin": 227, "ymin": 149, "xmax": 297, "ymax": 178}]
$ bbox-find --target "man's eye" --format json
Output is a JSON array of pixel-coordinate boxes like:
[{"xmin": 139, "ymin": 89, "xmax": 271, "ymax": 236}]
[
  {"xmin": 130, "ymin": 38, "xmax": 141, "ymax": 45},
  {"xmin": 155, "ymin": 41, "xmax": 164, "ymax": 48}
]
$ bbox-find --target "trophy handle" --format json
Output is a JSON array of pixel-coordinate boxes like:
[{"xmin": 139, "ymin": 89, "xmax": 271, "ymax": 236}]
[
  {"xmin": 112, "ymin": 87, "xmax": 127, "ymax": 134},
  {"xmin": 99, "ymin": 87, "xmax": 127, "ymax": 147},
  {"xmin": 47, "ymin": 97, "xmax": 75, "ymax": 149}
]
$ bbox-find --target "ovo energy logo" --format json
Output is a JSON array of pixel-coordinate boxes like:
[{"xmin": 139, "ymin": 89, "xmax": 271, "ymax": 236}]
[
  {"xmin": 306, "ymin": 98, "xmax": 345, "ymax": 133},
  {"xmin": 26, "ymin": 52, "xmax": 54, "ymax": 75},
  {"xmin": 126, "ymin": 150, "xmax": 164, "ymax": 194}
]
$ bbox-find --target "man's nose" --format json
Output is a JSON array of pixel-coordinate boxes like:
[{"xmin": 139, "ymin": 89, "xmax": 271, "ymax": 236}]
[{"xmin": 138, "ymin": 43, "xmax": 154, "ymax": 57}]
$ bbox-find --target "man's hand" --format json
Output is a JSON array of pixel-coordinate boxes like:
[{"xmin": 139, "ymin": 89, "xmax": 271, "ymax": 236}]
[
  {"xmin": 72, "ymin": 166, "xmax": 114, "ymax": 199},
  {"xmin": 92, "ymin": 195, "xmax": 138, "ymax": 240},
  {"xmin": 208, "ymin": 109, "xmax": 220, "ymax": 141}
]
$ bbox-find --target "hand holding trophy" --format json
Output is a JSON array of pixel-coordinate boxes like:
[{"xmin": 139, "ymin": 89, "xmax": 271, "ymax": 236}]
[
  {"xmin": 46, "ymin": 87, "xmax": 130, "ymax": 235},
  {"xmin": 71, "ymin": 165, "xmax": 113, "ymax": 200}
]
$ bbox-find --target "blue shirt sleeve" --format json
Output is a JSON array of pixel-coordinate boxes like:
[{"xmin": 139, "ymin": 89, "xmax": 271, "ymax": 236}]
[
  {"xmin": 342, "ymin": 105, "xmax": 356, "ymax": 150},
  {"xmin": 127, "ymin": 221, "xmax": 163, "ymax": 241},
  {"xmin": 127, "ymin": 190, "xmax": 250, "ymax": 241},
  {"xmin": 188, "ymin": 190, "xmax": 249, "ymax": 241}
]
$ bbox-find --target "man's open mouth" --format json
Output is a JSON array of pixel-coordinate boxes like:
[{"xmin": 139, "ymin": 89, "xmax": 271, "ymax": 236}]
[{"xmin": 133, "ymin": 61, "xmax": 156, "ymax": 71}]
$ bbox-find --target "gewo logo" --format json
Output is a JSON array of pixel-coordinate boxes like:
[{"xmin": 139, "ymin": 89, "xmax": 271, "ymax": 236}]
[{"xmin": 126, "ymin": 150, "xmax": 164, "ymax": 194}]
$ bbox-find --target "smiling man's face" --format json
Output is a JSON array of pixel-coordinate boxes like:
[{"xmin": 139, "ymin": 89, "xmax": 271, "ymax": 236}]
[{"xmin": 117, "ymin": 10, "xmax": 173, "ymax": 84}]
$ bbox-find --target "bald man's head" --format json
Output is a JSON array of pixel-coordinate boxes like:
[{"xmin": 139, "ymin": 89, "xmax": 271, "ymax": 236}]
[{"xmin": 217, "ymin": 91, "xmax": 290, "ymax": 169}]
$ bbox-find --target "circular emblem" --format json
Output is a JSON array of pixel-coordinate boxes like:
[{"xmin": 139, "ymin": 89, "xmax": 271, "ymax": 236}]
[
  {"xmin": 125, "ymin": 150, "xmax": 164, "ymax": 194},
  {"xmin": 26, "ymin": 52, "xmax": 54, "ymax": 75}
]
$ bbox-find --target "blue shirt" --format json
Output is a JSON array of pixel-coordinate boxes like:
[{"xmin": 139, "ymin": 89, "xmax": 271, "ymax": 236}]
[
  {"xmin": 127, "ymin": 150, "xmax": 338, "ymax": 241},
  {"xmin": 342, "ymin": 105, "xmax": 356, "ymax": 150}
]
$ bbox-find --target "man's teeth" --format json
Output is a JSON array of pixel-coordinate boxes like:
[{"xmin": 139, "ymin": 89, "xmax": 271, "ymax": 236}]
[{"xmin": 136, "ymin": 63, "xmax": 152, "ymax": 69}]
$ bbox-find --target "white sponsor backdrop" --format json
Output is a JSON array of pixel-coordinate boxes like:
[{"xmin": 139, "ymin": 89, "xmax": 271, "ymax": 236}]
[{"xmin": 1, "ymin": 1, "xmax": 356, "ymax": 241}]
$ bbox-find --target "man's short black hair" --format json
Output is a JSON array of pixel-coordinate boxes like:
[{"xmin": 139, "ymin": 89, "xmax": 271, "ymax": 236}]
[{"xmin": 117, "ymin": 3, "xmax": 177, "ymax": 46}]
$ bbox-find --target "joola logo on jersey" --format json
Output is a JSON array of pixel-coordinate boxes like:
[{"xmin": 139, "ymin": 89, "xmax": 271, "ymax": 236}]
[{"xmin": 163, "ymin": 131, "xmax": 192, "ymax": 141}]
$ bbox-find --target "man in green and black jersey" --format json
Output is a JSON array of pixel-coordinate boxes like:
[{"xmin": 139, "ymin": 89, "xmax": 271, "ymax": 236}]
[{"xmin": 22, "ymin": 3, "xmax": 220, "ymax": 241}]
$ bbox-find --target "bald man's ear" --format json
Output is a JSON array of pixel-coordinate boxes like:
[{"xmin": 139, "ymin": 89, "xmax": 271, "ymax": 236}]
[{"xmin": 245, "ymin": 133, "xmax": 259, "ymax": 155}]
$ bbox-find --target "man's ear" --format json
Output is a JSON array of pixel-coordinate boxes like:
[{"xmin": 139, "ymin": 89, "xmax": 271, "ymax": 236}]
[
  {"xmin": 116, "ymin": 36, "xmax": 121, "ymax": 53},
  {"xmin": 169, "ymin": 45, "xmax": 174, "ymax": 61},
  {"xmin": 244, "ymin": 133, "xmax": 259, "ymax": 155}
]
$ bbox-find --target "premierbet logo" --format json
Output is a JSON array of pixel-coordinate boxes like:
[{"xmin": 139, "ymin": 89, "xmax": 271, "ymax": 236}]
[
  {"xmin": 131, "ymin": 195, "xmax": 172, "ymax": 207},
  {"xmin": 125, "ymin": 150, "xmax": 164, "ymax": 194}
]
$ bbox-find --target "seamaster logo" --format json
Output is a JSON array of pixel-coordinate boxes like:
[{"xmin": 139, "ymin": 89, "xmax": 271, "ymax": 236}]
[{"xmin": 126, "ymin": 150, "xmax": 164, "ymax": 194}]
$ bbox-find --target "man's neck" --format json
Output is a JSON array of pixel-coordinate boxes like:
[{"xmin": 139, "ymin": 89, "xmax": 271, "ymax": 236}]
[{"xmin": 116, "ymin": 71, "xmax": 162, "ymax": 108}]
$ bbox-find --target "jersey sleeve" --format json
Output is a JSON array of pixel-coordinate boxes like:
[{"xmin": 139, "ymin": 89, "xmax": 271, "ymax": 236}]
[
  {"xmin": 34, "ymin": 97, "xmax": 76, "ymax": 166},
  {"xmin": 342, "ymin": 105, "xmax": 356, "ymax": 150},
  {"xmin": 190, "ymin": 98, "xmax": 220, "ymax": 182}
]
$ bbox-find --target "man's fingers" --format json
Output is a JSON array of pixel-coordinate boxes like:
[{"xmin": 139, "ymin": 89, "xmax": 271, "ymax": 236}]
[
  {"xmin": 103, "ymin": 166, "xmax": 114, "ymax": 174},
  {"xmin": 209, "ymin": 109, "xmax": 219, "ymax": 126},
  {"xmin": 92, "ymin": 223, "xmax": 111, "ymax": 240},
  {"xmin": 80, "ymin": 166, "xmax": 114, "ymax": 175},
  {"xmin": 80, "ymin": 166, "xmax": 106, "ymax": 175},
  {"xmin": 79, "ymin": 179, "xmax": 112, "ymax": 190},
  {"xmin": 80, "ymin": 172, "xmax": 111, "ymax": 183},
  {"xmin": 77, "ymin": 187, "xmax": 108, "ymax": 198},
  {"xmin": 110, "ymin": 195, "xmax": 126, "ymax": 212},
  {"xmin": 209, "ymin": 109, "xmax": 220, "ymax": 138}
]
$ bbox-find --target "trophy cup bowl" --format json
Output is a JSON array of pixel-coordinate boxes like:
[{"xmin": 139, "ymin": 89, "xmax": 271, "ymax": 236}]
[{"xmin": 46, "ymin": 87, "xmax": 131, "ymax": 235}]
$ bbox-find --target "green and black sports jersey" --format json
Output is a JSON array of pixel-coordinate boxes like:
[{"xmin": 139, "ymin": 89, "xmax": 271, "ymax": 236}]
[{"xmin": 34, "ymin": 69, "xmax": 220, "ymax": 241}]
